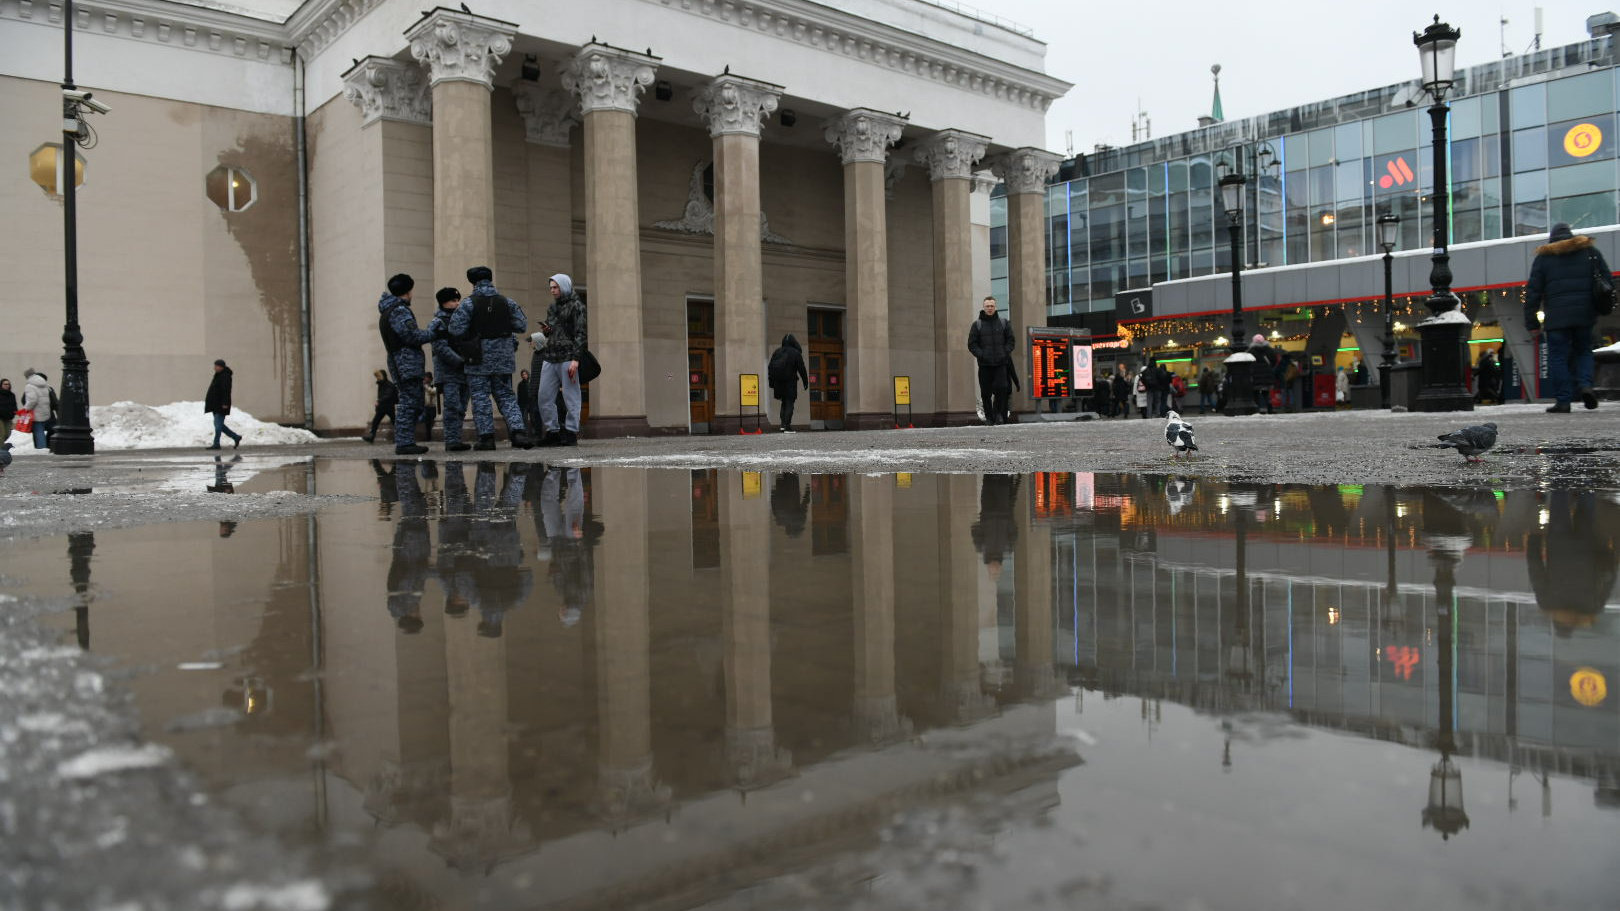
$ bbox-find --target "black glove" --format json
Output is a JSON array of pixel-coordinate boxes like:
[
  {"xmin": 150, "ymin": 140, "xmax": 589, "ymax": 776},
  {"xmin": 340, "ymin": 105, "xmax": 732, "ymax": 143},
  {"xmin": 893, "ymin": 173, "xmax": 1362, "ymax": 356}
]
[{"xmin": 433, "ymin": 323, "xmax": 451, "ymax": 340}]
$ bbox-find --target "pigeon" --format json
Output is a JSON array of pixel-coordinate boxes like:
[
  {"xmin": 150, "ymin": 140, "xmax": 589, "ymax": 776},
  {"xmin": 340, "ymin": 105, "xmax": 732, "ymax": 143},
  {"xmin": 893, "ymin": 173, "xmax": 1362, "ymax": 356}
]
[
  {"xmin": 1165, "ymin": 477, "xmax": 1196, "ymax": 515},
  {"xmin": 459, "ymin": 2, "xmax": 472, "ymax": 13},
  {"xmin": 1436, "ymin": 422, "xmax": 1497, "ymax": 462},
  {"xmin": 0, "ymin": 442, "xmax": 10, "ymax": 475},
  {"xmin": 1164, "ymin": 411, "xmax": 1198, "ymax": 459}
]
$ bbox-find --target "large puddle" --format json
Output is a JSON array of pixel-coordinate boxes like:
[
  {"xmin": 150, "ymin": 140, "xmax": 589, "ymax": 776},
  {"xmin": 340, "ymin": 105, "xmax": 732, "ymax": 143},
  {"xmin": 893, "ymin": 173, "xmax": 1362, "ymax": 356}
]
[{"xmin": 4, "ymin": 460, "xmax": 1619, "ymax": 910}]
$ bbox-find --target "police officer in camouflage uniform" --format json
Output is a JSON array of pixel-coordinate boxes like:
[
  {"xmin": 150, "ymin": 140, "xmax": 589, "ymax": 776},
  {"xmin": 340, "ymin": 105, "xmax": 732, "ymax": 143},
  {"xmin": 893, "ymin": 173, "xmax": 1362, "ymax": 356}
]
[
  {"xmin": 428, "ymin": 286, "xmax": 471, "ymax": 452},
  {"xmin": 377, "ymin": 273, "xmax": 435, "ymax": 455},
  {"xmin": 447, "ymin": 265, "xmax": 533, "ymax": 450}
]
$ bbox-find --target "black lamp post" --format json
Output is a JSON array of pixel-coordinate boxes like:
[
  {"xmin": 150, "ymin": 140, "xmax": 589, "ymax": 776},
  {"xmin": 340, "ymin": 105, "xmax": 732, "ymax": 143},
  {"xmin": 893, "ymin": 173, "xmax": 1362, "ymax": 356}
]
[
  {"xmin": 1378, "ymin": 213, "xmax": 1401, "ymax": 409},
  {"xmin": 52, "ymin": 0, "xmax": 96, "ymax": 454},
  {"xmin": 1217, "ymin": 145, "xmax": 1276, "ymax": 417},
  {"xmin": 1412, "ymin": 16, "xmax": 1473, "ymax": 413}
]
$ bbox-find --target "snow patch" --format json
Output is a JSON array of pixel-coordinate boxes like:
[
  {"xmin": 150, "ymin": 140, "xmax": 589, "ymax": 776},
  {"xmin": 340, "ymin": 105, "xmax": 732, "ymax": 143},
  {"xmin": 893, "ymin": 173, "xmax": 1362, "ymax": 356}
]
[
  {"xmin": 57, "ymin": 743, "xmax": 173, "ymax": 780},
  {"xmin": 1224, "ymin": 353, "xmax": 1256, "ymax": 364},
  {"xmin": 5, "ymin": 401, "xmax": 320, "ymax": 453},
  {"xmin": 220, "ymin": 881, "xmax": 331, "ymax": 911},
  {"xmin": 1595, "ymin": 342, "xmax": 1620, "ymax": 356},
  {"xmin": 1418, "ymin": 308, "xmax": 1473, "ymax": 326},
  {"xmin": 572, "ymin": 448, "xmax": 1006, "ymax": 468}
]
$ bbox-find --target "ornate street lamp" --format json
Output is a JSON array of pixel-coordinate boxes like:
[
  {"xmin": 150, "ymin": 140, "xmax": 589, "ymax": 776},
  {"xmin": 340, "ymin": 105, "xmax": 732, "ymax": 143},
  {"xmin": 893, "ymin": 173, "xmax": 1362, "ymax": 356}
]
[
  {"xmin": 1412, "ymin": 16, "xmax": 1473, "ymax": 412},
  {"xmin": 1379, "ymin": 213, "xmax": 1401, "ymax": 408},
  {"xmin": 51, "ymin": 0, "xmax": 101, "ymax": 454},
  {"xmin": 1216, "ymin": 145, "xmax": 1276, "ymax": 417}
]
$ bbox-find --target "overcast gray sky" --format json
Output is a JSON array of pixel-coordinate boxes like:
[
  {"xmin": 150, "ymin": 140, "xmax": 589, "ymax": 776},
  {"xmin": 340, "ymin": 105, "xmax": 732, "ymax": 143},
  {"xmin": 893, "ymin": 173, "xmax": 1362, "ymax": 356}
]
[{"xmin": 990, "ymin": 0, "xmax": 1608, "ymax": 153}]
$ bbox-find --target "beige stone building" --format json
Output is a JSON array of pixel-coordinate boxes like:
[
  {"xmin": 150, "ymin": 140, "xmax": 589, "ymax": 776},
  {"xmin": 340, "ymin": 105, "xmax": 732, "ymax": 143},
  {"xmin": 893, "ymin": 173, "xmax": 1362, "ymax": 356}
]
[{"xmin": 0, "ymin": 0, "xmax": 1068, "ymax": 434}]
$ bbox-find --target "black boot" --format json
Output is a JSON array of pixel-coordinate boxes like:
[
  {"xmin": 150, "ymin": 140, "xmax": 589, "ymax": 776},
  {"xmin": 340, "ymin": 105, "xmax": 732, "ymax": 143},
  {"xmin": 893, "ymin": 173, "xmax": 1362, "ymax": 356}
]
[
  {"xmin": 394, "ymin": 443, "xmax": 428, "ymax": 455},
  {"xmin": 538, "ymin": 431, "xmax": 563, "ymax": 447},
  {"xmin": 474, "ymin": 434, "xmax": 497, "ymax": 451},
  {"xmin": 560, "ymin": 430, "xmax": 578, "ymax": 446},
  {"xmin": 445, "ymin": 441, "xmax": 471, "ymax": 452},
  {"xmin": 512, "ymin": 430, "xmax": 534, "ymax": 449}
]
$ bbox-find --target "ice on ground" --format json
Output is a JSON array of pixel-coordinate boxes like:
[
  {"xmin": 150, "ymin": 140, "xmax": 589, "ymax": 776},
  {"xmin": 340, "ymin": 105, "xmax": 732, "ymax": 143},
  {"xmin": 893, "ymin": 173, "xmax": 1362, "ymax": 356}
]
[
  {"xmin": 57, "ymin": 743, "xmax": 173, "ymax": 780},
  {"xmin": 573, "ymin": 448, "xmax": 1006, "ymax": 468},
  {"xmin": 5, "ymin": 401, "xmax": 320, "ymax": 453},
  {"xmin": 219, "ymin": 881, "xmax": 331, "ymax": 911}
]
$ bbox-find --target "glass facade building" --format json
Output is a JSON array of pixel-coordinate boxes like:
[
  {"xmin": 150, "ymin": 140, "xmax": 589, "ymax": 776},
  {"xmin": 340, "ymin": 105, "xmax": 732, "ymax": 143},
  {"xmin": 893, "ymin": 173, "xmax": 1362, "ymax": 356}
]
[{"xmin": 991, "ymin": 36, "xmax": 1620, "ymax": 323}]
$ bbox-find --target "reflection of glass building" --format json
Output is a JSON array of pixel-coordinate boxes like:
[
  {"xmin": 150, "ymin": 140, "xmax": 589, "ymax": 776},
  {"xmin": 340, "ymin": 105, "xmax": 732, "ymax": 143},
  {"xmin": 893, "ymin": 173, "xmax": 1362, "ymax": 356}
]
[{"xmin": 991, "ymin": 22, "xmax": 1620, "ymax": 344}]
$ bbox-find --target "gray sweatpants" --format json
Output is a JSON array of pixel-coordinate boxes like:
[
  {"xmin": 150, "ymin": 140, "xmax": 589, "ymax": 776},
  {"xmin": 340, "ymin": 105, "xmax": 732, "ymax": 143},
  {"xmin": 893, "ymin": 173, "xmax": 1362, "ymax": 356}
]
[{"xmin": 538, "ymin": 359, "xmax": 581, "ymax": 433}]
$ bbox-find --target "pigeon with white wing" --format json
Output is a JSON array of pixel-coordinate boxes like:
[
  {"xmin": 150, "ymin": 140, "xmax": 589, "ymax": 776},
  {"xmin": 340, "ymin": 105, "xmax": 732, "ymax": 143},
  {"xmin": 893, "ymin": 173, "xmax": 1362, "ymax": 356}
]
[
  {"xmin": 1164, "ymin": 411, "xmax": 1198, "ymax": 459},
  {"xmin": 1436, "ymin": 422, "xmax": 1497, "ymax": 463}
]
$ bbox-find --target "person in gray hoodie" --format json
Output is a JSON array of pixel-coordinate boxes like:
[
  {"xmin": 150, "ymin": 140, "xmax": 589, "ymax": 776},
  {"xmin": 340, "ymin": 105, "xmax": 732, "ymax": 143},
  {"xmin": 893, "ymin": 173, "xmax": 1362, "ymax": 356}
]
[
  {"xmin": 535, "ymin": 272, "xmax": 588, "ymax": 446},
  {"xmin": 447, "ymin": 265, "xmax": 532, "ymax": 450}
]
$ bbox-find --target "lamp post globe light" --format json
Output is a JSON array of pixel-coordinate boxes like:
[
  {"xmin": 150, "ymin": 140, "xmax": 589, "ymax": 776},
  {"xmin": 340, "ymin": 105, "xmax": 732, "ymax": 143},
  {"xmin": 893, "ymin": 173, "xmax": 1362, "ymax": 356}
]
[
  {"xmin": 1412, "ymin": 15, "xmax": 1473, "ymax": 412},
  {"xmin": 1378, "ymin": 213, "xmax": 1401, "ymax": 409},
  {"xmin": 51, "ymin": 0, "xmax": 97, "ymax": 454},
  {"xmin": 1216, "ymin": 145, "xmax": 1276, "ymax": 417}
]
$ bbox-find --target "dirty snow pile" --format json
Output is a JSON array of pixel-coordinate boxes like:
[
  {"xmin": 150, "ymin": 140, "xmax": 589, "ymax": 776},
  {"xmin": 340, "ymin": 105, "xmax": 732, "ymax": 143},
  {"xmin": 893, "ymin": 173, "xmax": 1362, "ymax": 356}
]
[{"xmin": 5, "ymin": 401, "xmax": 320, "ymax": 452}]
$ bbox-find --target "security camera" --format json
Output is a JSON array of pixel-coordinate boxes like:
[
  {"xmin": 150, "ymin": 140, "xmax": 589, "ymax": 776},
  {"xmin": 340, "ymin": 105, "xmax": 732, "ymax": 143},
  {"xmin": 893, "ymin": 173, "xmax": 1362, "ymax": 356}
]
[{"xmin": 64, "ymin": 89, "xmax": 110, "ymax": 115}]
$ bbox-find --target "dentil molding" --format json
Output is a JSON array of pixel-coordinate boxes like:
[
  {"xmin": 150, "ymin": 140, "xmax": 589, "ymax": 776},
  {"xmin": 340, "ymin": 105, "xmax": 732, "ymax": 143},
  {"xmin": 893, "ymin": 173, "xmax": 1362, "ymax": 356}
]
[
  {"xmin": 405, "ymin": 9, "xmax": 515, "ymax": 89},
  {"xmin": 1, "ymin": 0, "xmax": 293, "ymax": 65},
  {"xmin": 823, "ymin": 108, "xmax": 906, "ymax": 165},
  {"xmin": 561, "ymin": 44, "xmax": 660, "ymax": 116},
  {"xmin": 913, "ymin": 129, "xmax": 990, "ymax": 181},
  {"xmin": 990, "ymin": 147, "xmax": 1062, "ymax": 195},
  {"xmin": 692, "ymin": 74, "xmax": 781, "ymax": 138},
  {"xmin": 341, "ymin": 56, "xmax": 431, "ymax": 126},
  {"xmin": 511, "ymin": 84, "xmax": 578, "ymax": 147}
]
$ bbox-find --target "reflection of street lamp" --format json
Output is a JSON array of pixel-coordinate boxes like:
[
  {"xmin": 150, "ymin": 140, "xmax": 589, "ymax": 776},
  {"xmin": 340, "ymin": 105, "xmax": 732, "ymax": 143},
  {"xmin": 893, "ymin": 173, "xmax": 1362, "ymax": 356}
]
[
  {"xmin": 1420, "ymin": 492, "xmax": 1470, "ymax": 839},
  {"xmin": 68, "ymin": 531, "xmax": 94, "ymax": 649},
  {"xmin": 1216, "ymin": 144, "xmax": 1276, "ymax": 417},
  {"xmin": 1378, "ymin": 213, "xmax": 1401, "ymax": 409},
  {"xmin": 1412, "ymin": 16, "xmax": 1473, "ymax": 413},
  {"xmin": 1226, "ymin": 488, "xmax": 1258, "ymax": 686}
]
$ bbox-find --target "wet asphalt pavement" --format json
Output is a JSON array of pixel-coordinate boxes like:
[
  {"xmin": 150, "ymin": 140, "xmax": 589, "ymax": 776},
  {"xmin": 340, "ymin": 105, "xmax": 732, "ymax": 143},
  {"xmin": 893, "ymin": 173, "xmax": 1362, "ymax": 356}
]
[{"xmin": 2, "ymin": 403, "xmax": 1619, "ymax": 910}]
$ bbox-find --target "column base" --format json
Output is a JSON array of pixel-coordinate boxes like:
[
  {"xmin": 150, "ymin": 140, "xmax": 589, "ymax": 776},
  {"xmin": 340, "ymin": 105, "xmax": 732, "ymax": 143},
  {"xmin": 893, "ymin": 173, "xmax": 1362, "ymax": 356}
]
[
  {"xmin": 845, "ymin": 411, "xmax": 898, "ymax": 431},
  {"xmin": 580, "ymin": 415, "xmax": 655, "ymax": 439},
  {"xmin": 931, "ymin": 410, "xmax": 980, "ymax": 428},
  {"xmin": 1416, "ymin": 321, "xmax": 1475, "ymax": 413},
  {"xmin": 710, "ymin": 413, "xmax": 776, "ymax": 435}
]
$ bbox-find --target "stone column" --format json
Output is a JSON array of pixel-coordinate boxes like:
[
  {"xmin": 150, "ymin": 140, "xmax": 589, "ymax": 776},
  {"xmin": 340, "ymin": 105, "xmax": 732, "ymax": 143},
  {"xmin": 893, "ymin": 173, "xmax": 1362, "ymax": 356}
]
[
  {"xmin": 851, "ymin": 475, "xmax": 911, "ymax": 743},
  {"xmin": 720, "ymin": 474, "xmax": 794, "ymax": 788},
  {"xmin": 512, "ymin": 84, "xmax": 579, "ymax": 281},
  {"xmin": 562, "ymin": 44, "xmax": 660, "ymax": 437},
  {"xmin": 992, "ymin": 148, "xmax": 1062, "ymax": 419},
  {"xmin": 825, "ymin": 109, "xmax": 907, "ymax": 430},
  {"xmin": 915, "ymin": 131, "xmax": 990, "ymax": 426},
  {"xmin": 695, "ymin": 75, "xmax": 782, "ymax": 434},
  {"xmin": 1013, "ymin": 486, "xmax": 1062, "ymax": 699},
  {"xmin": 406, "ymin": 10, "xmax": 515, "ymax": 286},
  {"xmin": 939, "ymin": 474, "xmax": 996, "ymax": 723}
]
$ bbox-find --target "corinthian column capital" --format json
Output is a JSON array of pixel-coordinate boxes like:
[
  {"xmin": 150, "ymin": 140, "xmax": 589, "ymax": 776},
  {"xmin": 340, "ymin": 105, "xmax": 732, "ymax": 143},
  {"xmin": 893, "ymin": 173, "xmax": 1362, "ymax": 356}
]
[
  {"xmin": 404, "ymin": 9, "xmax": 515, "ymax": 89},
  {"xmin": 561, "ymin": 43, "xmax": 660, "ymax": 116},
  {"xmin": 913, "ymin": 129, "xmax": 990, "ymax": 181},
  {"xmin": 823, "ymin": 108, "xmax": 907, "ymax": 165},
  {"xmin": 512, "ymin": 84, "xmax": 578, "ymax": 147},
  {"xmin": 693, "ymin": 74, "xmax": 782, "ymax": 138},
  {"xmin": 990, "ymin": 147, "xmax": 1063, "ymax": 195},
  {"xmin": 341, "ymin": 56, "xmax": 431, "ymax": 126}
]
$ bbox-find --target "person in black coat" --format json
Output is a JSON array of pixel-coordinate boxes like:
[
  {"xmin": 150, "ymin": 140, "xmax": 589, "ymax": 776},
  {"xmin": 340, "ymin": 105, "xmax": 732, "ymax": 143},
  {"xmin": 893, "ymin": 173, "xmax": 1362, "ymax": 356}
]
[
  {"xmin": 1526, "ymin": 222, "xmax": 1612, "ymax": 412},
  {"xmin": 767, "ymin": 334, "xmax": 810, "ymax": 432},
  {"xmin": 967, "ymin": 296, "xmax": 1016, "ymax": 425},
  {"xmin": 0, "ymin": 378, "xmax": 16, "ymax": 441},
  {"xmin": 204, "ymin": 359, "xmax": 242, "ymax": 450},
  {"xmin": 970, "ymin": 474, "xmax": 1020, "ymax": 580},
  {"xmin": 364, "ymin": 368, "xmax": 398, "ymax": 443}
]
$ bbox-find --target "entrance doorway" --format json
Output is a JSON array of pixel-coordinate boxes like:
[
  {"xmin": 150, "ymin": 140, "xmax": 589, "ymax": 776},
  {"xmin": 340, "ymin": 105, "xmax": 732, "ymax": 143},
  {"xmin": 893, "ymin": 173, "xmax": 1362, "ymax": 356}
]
[
  {"xmin": 806, "ymin": 306, "xmax": 844, "ymax": 428},
  {"xmin": 688, "ymin": 299, "xmax": 715, "ymax": 433}
]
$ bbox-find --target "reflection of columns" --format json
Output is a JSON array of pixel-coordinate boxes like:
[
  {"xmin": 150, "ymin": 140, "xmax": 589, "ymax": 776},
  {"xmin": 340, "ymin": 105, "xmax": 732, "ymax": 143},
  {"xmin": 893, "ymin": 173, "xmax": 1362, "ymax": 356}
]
[
  {"xmin": 992, "ymin": 148, "xmax": 1062, "ymax": 417},
  {"xmin": 365, "ymin": 607, "xmax": 450, "ymax": 827},
  {"xmin": 591, "ymin": 468, "xmax": 669, "ymax": 824},
  {"xmin": 720, "ymin": 474, "xmax": 793, "ymax": 787},
  {"xmin": 915, "ymin": 131, "xmax": 989, "ymax": 426},
  {"xmin": 697, "ymin": 75, "xmax": 782, "ymax": 433},
  {"xmin": 512, "ymin": 84, "xmax": 579, "ymax": 279},
  {"xmin": 939, "ymin": 475, "xmax": 996, "ymax": 723},
  {"xmin": 825, "ymin": 109, "xmax": 907, "ymax": 429},
  {"xmin": 1013, "ymin": 490, "xmax": 1062, "ymax": 699},
  {"xmin": 406, "ymin": 10, "xmax": 515, "ymax": 284},
  {"xmin": 851, "ymin": 475, "xmax": 911, "ymax": 744},
  {"xmin": 563, "ymin": 44, "xmax": 659, "ymax": 436}
]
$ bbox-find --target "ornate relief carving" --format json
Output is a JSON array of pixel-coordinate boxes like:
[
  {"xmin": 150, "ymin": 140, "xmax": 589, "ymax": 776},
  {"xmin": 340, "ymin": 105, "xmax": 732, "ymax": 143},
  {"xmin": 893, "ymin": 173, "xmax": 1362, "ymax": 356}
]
[
  {"xmin": 823, "ymin": 108, "xmax": 906, "ymax": 165},
  {"xmin": 341, "ymin": 56, "xmax": 431, "ymax": 126},
  {"xmin": 653, "ymin": 160, "xmax": 792, "ymax": 245},
  {"xmin": 511, "ymin": 84, "xmax": 578, "ymax": 147},
  {"xmin": 692, "ymin": 74, "xmax": 781, "ymax": 138},
  {"xmin": 561, "ymin": 44, "xmax": 659, "ymax": 116},
  {"xmin": 913, "ymin": 129, "xmax": 990, "ymax": 181},
  {"xmin": 884, "ymin": 158, "xmax": 906, "ymax": 199},
  {"xmin": 990, "ymin": 146, "xmax": 1063, "ymax": 195},
  {"xmin": 404, "ymin": 10, "xmax": 514, "ymax": 89}
]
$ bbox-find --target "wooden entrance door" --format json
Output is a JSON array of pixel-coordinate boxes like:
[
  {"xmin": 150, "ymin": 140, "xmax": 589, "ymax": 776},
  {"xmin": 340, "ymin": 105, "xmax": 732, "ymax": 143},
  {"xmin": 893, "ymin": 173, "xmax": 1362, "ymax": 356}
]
[
  {"xmin": 688, "ymin": 300, "xmax": 715, "ymax": 430},
  {"xmin": 807, "ymin": 307, "xmax": 844, "ymax": 425}
]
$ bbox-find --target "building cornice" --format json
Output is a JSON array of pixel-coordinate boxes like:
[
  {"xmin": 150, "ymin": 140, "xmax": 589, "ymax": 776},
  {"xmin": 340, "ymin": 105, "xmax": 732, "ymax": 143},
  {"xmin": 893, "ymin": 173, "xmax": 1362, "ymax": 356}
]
[
  {"xmin": 635, "ymin": 0, "xmax": 1070, "ymax": 113},
  {"xmin": 1, "ymin": 0, "xmax": 295, "ymax": 65}
]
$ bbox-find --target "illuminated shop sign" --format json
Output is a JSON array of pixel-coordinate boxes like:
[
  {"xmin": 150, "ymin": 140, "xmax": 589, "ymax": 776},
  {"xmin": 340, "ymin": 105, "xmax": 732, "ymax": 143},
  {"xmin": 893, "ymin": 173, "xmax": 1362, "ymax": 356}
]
[
  {"xmin": 1376, "ymin": 154, "xmax": 1416, "ymax": 192},
  {"xmin": 1564, "ymin": 122, "xmax": 1603, "ymax": 158}
]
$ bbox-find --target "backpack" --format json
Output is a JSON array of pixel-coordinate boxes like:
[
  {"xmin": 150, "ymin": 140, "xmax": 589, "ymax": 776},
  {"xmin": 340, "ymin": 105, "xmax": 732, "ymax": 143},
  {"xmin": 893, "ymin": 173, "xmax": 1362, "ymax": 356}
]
[
  {"xmin": 767, "ymin": 346, "xmax": 795, "ymax": 386},
  {"xmin": 379, "ymin": 307, "xmax": 403, "ymax": 355},
  {"xmin": 1171, "ymin": 375, "xmax": 1186, "ymax": 396},
  {"xmin": 48, "ymin": 386, "xmax": 59, "ymax": 420}
]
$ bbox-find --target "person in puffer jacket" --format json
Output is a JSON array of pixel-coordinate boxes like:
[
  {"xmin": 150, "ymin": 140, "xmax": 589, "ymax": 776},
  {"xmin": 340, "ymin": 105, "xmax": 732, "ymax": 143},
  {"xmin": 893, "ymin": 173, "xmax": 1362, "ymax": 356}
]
[{"xmin": 1526, "ymin": 222, "xmax": 1613, "ymax": 412}]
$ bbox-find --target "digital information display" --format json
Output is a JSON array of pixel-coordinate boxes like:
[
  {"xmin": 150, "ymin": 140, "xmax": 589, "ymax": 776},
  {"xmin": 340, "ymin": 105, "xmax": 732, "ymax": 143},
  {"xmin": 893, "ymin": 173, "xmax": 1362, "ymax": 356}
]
[{"xmin": 1027, "ymin": 327, "xmax": 1092, "ymax": 399}]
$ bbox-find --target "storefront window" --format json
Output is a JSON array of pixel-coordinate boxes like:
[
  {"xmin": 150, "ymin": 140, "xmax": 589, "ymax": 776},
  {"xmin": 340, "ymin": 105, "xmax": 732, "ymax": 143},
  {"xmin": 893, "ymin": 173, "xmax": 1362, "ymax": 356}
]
[{"xmin": 1549, "ymin": 192, "xmax": 1616, "ymax": 231}]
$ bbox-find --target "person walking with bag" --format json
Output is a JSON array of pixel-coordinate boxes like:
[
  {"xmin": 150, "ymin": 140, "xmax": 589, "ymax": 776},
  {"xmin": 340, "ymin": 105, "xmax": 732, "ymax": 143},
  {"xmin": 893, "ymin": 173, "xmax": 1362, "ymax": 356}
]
[
  {"xmin": 0, "ymin": 378, "xmax": 15, "ymax": 442},
  {"xmin": 20, "ymin": 368, "xmax": 55, "ymax": 450},
  {"xmin": 534, "ymin": 272, "xmax": 587, "ymax": 446},
  {"xmin": 204, "ymin": 359, "xmax": 243, "ymax": 450},
  {"xmin": 1526, "ymin": 222, "xmax": 1613, "ymax": 413},
  {"xmin": 363, "ymin": 369, "xmax": 397, "ymax": 443},
  {"xmin": 967, "ymin": 296, "xmax": 1015, "ymax": 425},
  {"xmin": 767, "ymin": 333, "xmax": 809, "ymax": 432}
]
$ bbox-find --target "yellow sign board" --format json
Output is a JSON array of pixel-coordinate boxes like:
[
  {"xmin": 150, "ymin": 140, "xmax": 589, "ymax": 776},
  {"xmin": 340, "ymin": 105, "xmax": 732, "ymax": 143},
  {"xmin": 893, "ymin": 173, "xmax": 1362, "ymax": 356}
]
[
  {"xmin": 740, "ymin": 373, "xmax": 759, "ymax": 407},
  {"xmin": 1571, "ymin": 667, "xmax": 1608, "ymax": 707},
  {"xmin": 893, "ymin": 376, "xmax": 911, "ymax": 406},
  {"xmin": 1564, "ymin": 122, "xmax": 1603, "ymax": 158},
  {"xmin": 742, "ymin": 471, "xmax": 762, "ymax": 498},
  {"xmin": 895, "ymin": 473, "xmax": 912, "ymax": 489}
]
